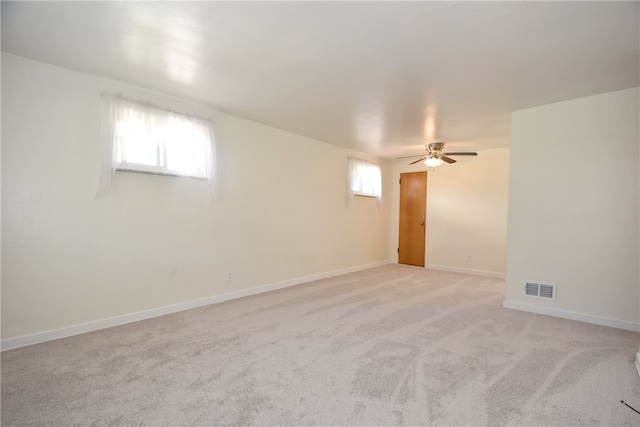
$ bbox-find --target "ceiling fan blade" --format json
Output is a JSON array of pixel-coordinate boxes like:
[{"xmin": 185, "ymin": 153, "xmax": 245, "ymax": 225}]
[
  {"xmin": 442, "ymin": 152, "xmax": 478, "ymax": 156},
  {"xmin": 409, "ymin": 157, "xmax": 425, "ymax": 165},
  {"xmin": 439, "ymin": 155, "xmax": 457, "ymax": 164},
  {"xmin": 396, "ymin": 154, "xmax": 425, "ymax": 160}
]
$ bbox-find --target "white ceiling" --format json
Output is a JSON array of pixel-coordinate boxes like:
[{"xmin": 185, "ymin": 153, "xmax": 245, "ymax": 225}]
[{"xmin": 2, "ymin": 1, "xmax": 638, "ymax": 159}]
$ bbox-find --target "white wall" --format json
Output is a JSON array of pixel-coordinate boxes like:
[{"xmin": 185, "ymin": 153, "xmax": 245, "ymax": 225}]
[
  {"xmin": 1, "ymin": 53, "xmax": 392, "ymax": 341},
  {"xmin": 390, "ymin": 146, "xmax": 510, "ymax": 277},
  {"xmin": 504, "ymin": 88, "xmax": 640, "ymax": 330}
]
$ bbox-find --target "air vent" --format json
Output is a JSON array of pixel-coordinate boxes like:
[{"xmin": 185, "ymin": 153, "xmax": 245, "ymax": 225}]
[{"xmin": 524, "ymin": 282, "xmax": 556, "ymax": 300}]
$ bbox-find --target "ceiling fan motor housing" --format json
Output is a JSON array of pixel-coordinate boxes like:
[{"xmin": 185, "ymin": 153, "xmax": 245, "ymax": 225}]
[{"xmin": 427, "ymin": 142, "xmax": 445, "ymax": 152}]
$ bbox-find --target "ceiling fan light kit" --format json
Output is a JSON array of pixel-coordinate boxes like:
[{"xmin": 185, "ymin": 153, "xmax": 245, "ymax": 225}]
[
  {"xmin": 404, "ymin": 142, "xmax": 478, "ymax": 168},
  {"xmin": 424, "ymin": 157, "xmax": 443, "ymax": 168}
]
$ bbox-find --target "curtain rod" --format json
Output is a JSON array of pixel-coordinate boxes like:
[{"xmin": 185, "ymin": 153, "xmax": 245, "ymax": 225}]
[{"xmin": 100, "ymin": 91, "xmax": 212, "ymax": 123}]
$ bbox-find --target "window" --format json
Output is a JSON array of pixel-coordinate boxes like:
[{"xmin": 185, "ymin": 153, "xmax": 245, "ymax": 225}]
[
  {"xmin": 347, "ymin": 157, "xmax": 382, "ymax": 199},
  {"xmin": 111, "ymin": 96, "xmax": 212, "ymax": 178},
  {"xmin": 96, "ymin": 93, "xmax": 217, "ymax": 200}
]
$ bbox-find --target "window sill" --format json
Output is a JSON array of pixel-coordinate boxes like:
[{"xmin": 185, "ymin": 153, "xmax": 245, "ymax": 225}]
[
  {"xmin": 116, "ymin": 168, "xmax": 207, "ymax": 180},
  {"xmin": 353, "ymin": 192, "xmax": 380, "ymax": 199}
]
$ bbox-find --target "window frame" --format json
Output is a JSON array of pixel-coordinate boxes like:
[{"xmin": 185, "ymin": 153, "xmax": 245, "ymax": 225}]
[
  {"xmin": 96, "ymin": 93, "xmax": 218, "ymax": 201},
  {"xmin": 347, "ymin": 156, "xmax": 382, "ymax": 199},
  {"xmin": 110, "ymin": 95, "xmax": 213, "ymax": 180},
  {"xmin": 115, "ymin": 133, "xmax": 207, "ymax": 180}
]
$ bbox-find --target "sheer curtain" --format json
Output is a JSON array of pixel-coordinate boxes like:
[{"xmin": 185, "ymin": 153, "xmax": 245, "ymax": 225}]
[
  {"xmin": 95, "ymin": 93, "xmax": 217, "ymax": 202},
  {"xmin": 346, "ymin": 156, "xmax": 382, "ymax": 205}
]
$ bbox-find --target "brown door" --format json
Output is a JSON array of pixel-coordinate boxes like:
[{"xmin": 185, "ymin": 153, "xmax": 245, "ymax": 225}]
[{"xmin": 398, "ymin": 172, "xmax": 427, "ymax": 266}]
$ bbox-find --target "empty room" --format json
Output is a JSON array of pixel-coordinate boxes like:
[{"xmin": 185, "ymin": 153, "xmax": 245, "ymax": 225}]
[{"xmin": 1, "ymin": 1, "xmax": 639, "ymax": 426}]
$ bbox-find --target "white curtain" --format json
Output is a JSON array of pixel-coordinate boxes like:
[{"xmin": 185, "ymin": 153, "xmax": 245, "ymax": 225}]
[
  {"xmin": 346, "ymin": 156, "xmax": 382, "ymax": 205},
  {"xmin": 95, "ymin": 93, "xmax": 217, "ymax": 202}
]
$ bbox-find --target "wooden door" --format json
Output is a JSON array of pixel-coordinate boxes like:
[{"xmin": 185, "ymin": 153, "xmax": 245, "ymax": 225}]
[{"xmin": 398, "ymin": 172, "xmax": 427, "ymax": 266}]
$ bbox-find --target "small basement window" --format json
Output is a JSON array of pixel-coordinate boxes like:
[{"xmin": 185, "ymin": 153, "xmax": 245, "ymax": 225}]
[
  {"xmin": 347, "ymin": 157, "xmax": 382, "ymax": 199},
  {"xmin": 109, "ymin": 96, "xmax": 213, "ymax": 178},
  {"xmin": 96, "ymin": 93, "xmax": 217, "ymax": 200}
]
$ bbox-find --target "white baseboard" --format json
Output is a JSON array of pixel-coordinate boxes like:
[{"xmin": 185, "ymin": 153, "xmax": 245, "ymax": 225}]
[
  {"xmin": 636, "ymin": 353, "xmax": 640, "ymax": 377},
  {"xmin": 502, "ymin": 300, "xmax": 640, "ymax": 332},
  {"xmin": 1, "ymin": 260, "xmax": 393, "ymax": 352},
  {"xmin": 425, "ymin": 264, "xmax": 505, "ymax": 279}
]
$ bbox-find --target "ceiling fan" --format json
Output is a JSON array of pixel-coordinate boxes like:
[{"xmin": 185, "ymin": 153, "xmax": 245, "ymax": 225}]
[{"xmin": 401, "ymin": 142, "xmax": 477, "ymax": 167}]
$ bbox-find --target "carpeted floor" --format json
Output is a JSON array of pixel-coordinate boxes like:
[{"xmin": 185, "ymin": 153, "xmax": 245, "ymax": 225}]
[{"xmin": 2, "ymin": 264, "xmax": 639, "ymax": 426}]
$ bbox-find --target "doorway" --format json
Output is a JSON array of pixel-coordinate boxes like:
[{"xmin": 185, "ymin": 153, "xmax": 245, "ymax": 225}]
[{"xmin": 398, "ymin": 171, "xmax": 427, "ymax": 266}]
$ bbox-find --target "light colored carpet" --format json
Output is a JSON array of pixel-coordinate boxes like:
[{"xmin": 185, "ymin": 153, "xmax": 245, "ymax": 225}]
[{"xmin": 2, "ymin": 264, "xmax": 639, "ymax": 426}]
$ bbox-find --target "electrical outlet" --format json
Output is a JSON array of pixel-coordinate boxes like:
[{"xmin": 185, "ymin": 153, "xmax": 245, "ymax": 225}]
[
  {"xmin": 226, "ymin": 272, "xmax": 233, "ymax": 282},
  {"xmin": 467, "ymin": 255, "xmax": 472, "ymax": 262}
]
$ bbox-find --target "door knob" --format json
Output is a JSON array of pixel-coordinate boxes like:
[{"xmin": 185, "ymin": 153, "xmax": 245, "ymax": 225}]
[{"xmin": 420, "ymin": 221, "xmax": 425, "ymax": 226}]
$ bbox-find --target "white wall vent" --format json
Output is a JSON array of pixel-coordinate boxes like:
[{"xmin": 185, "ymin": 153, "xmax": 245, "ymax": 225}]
[{"xmin": 524, "ymin": 282, "xmax": 556, "ymax": 300}]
